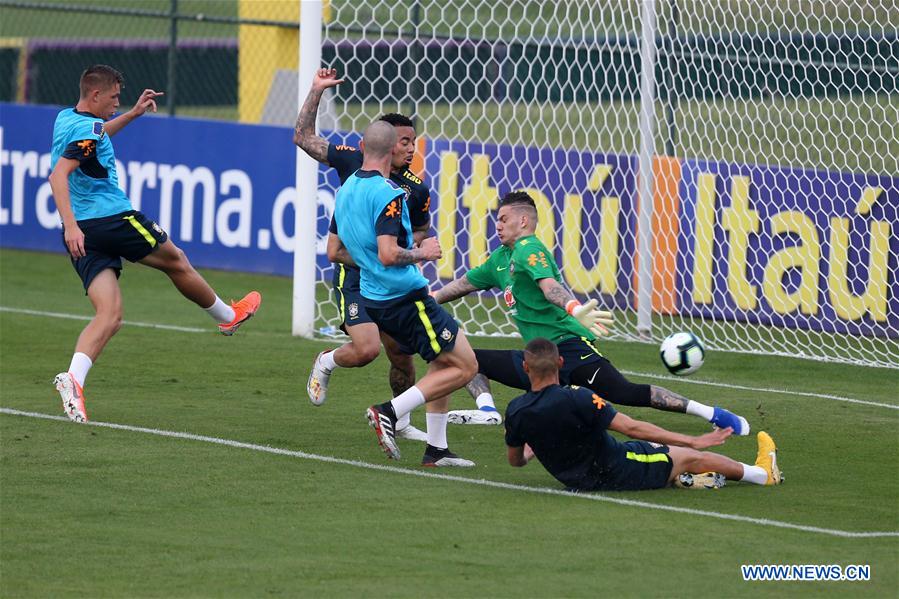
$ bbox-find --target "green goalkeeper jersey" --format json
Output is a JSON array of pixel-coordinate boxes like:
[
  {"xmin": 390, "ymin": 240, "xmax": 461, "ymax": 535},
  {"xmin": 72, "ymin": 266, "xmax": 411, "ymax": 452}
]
[{"xmin": 465, "ymin": 235, "xmax": 594, "ymax": 344}]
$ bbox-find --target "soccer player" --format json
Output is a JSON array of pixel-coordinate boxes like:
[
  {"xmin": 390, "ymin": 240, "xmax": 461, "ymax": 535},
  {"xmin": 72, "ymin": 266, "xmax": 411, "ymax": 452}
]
[
  {"xmin": 505, "ymin": 338, "xmax": 783, "ymax": 491},
  {"xmin": 294, "ymin": 67, "xmax": 440, "ymax": 441},
  {"xmin": 48, "ymin": 65, "xmax": 261, "ymax": 423},
  {"xmin": 333, "ymin": 120, "xmax": 479, "ymax": 467},
  {"xmin": 433, "ymin": 191, "xmax": 750, "ymax": 434}
]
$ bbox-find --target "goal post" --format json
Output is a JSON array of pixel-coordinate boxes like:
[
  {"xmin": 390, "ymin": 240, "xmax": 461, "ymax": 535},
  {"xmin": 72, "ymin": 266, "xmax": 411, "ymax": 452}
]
[{"xmin": 295, "ymin": 0, "xmax": 899, "ymax": 369}]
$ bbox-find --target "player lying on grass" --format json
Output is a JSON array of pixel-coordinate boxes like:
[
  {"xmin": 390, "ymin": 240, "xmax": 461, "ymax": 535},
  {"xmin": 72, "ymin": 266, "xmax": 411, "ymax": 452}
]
[
  {"xmin": 505, "ymin": 338, "xmax": 783, "ymax": 491},
  {"xmin": 333, "ymin": 120, "xmax": 478, "ymax": 467},
  {"xmin": 48, "ymin": 65, "xmax": 260, "ymax": 423},
  {"xmin": 433, "ymin": 191, "xmax": 749, "ymax": 435}
]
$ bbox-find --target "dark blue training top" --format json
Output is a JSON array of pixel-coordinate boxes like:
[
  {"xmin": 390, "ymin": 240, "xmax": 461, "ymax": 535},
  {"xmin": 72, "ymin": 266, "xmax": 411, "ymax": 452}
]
[{"xmin": 505, "ymin": 384, "xmax": 624, "ymax": 489}]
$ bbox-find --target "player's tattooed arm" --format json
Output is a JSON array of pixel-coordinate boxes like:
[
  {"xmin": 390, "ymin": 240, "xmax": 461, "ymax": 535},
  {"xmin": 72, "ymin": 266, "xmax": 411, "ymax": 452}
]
[
  {"xmin": 432, "ymin": 275, "xmax": 478, "ymax": 304},
  {"xmin": 293, "ymin": 89, "xmax": 330, "ymax": 163},
  {"xmin": 326, "ymin": 233, "xmax": 357, "ymax": 267},
  {"xmin": 377, "ymin": 235, "xmax": 441, "ymax": 266},
  {"xmin": 649, "ymin": 385, "xmax": 689, "ymax": 413},
  {"xmin": 293, "ymin": 69, "xmax": 343, "ymax": 163},
  {"xmin": 538, "ymin": 278, "xmax": 575, "ymax": 309},
  {"xmin": 464, "ymin": 373, "xmax": 491, "ymax": 398}
]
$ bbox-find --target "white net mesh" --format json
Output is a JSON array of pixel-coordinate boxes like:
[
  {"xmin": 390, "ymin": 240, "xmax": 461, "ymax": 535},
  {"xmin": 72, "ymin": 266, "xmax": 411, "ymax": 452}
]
[{"xmin": 313, "ymin": 0, "xmax": 899, "ymax": 369}]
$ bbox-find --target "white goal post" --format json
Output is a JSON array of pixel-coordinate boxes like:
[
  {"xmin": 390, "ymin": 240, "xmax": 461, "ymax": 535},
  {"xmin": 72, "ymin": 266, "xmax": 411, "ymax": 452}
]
[{"xmin": 294, "ymin": 0, "xmax": 899, "ymax": 369}]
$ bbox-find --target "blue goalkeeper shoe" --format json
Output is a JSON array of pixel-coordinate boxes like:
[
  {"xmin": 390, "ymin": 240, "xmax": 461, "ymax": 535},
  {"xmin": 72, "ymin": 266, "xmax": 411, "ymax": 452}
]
[{"xmin": 711, "ymin": 406, "xmax": 750, "ymax": 435}]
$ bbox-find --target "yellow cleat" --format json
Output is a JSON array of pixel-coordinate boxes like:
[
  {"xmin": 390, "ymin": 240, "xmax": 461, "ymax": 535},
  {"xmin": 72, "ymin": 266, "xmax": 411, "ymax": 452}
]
[{"xmin": 755, "ymin": 431, "xmax": 783, "ymax": 485}]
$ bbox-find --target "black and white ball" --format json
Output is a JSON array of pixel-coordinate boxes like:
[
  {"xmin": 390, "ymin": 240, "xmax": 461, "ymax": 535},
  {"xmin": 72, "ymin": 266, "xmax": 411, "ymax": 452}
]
[{"xmin": 660, "ymin": 332, "xmax": 705, "ymax": 375}]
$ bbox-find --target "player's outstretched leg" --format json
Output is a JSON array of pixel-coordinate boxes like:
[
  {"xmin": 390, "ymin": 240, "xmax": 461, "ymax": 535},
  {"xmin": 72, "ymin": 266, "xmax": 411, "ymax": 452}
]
[{"xmin": 138, "ymin": 239, "xmax": 261, "ymax": 335}]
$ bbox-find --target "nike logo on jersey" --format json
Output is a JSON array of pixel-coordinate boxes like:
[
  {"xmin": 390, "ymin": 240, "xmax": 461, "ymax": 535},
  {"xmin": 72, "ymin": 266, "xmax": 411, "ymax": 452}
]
[
  {"xmin": 579, "ymin": 354, "xmax": 593, "ymax": 360},
  {"xmin": 496, "ymin": 266, "xmax": 507, "ymax": 271},
  {"xmin": 587, "ymin": 368, "xmax": 601, "ymax": 384}
]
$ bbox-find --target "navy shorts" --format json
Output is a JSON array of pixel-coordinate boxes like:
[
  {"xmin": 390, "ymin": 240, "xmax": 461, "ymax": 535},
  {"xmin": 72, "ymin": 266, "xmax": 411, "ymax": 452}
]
[
  {"xmin": 63, "ymin": 210, "xmax": 167, "ymax": 292},
  {"xmin": 364, "ymin": 287, "xmax": 459, "ymax": 362},
  {"xmin": 475, "ymin": 337, "xmax": 604, "ymax": 390},
  {"xmin": 593, "ymin": 441, "xmax": 673, "ymax": 491},
  {"xmin": 332, "ymin": 264, "xmax": 373, "ymax": 330}
]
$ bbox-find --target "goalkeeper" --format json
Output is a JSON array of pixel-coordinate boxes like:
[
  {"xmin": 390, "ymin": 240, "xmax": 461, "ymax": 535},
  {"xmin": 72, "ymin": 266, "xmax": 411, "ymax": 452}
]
[{"xmin": 433, "ymin": 191, "xmax": 750, "ymax": 435}]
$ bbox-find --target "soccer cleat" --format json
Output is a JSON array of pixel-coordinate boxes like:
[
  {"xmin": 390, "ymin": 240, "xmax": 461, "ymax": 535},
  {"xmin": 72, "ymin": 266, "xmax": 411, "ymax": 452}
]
[
  {"xmin": 675, "ymin": 472, "xmax": 726, "ymax": 490},
  {"xmin": 395, "ymin": 423, "xmax": 429, "ymax": 442},
  {"xmin": 366, "ymin": 404, "xmax": 401, "ymax": 460},
  {"xmin": 755, "ymin": 431, "xmax": 783, "ymax": 485},
  {"xmin": 421, "ymin": 445, "xmax": 475, "ymax": 468},
  {"xmin": 710, "ymin": 406, "xmax": 750, "ymax": 436},
  {"xmin": 447, "ymin": 407, "xmax": 502, "ymax": 425},
  {"xmin": 218, "ymin": 291, "xmax": 262, "ymax": 336},
  {"xmin": 54, "ymin": 372, "xmax": 88, "ymax": 423},
  {"xmin": 306, "ymin": 350, "xmax": 333, "ymax": 406}
]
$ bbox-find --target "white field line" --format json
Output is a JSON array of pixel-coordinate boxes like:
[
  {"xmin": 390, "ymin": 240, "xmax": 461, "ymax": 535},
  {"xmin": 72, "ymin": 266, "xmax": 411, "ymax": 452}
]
[
  {"xmin": 2, "ymin": 407, "xmax": 897, "ymax": 540},
  {"xmin": 3, "ymin": 305, "xmax": 897, "ymax": 410},
  {"xmin": 0, "ymin": 306, "xmax": 208, "ymax": 333}
]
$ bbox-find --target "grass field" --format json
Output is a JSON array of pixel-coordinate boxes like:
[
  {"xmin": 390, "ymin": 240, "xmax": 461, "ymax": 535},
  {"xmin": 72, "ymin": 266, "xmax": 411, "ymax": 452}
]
[{"xmin": 1, "ymin": 247, "xmax": 897, "ymax": 597}]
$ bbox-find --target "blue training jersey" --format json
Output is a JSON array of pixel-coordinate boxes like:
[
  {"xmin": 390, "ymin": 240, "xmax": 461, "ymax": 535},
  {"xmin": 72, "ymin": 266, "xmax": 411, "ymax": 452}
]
[
  {"xmin": 50, "ymin": 108, "xmax": 132, "ymax": 220},
  {"xmin": 334, "ymin": 170, "xmax": 428, "ymax": 301}
]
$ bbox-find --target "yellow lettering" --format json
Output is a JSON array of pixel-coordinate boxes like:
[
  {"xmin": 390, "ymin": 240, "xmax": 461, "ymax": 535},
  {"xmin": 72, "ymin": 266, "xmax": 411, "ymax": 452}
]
[
  {"xmin": 762, "ymin": 211, "xmax": 820, "ymax": 315},
  {"xmin": 562, "ymin": 165, "xmax": 620, "ymax": 294},
  {"xmin": 721, "ymin": 175, "xmax": 759, "ymax": 310},
  {"xmin": 692, "ymin": 173, "xmax": 716, "ymax": 304},
  {"xmin": 461, "ymin": 154, "xmax": 497, "ymax": 268},
  {"xmin": 436, "ymin": 151, "xmax": 459, "ymax": 278},
  {"xmin": 828, "ymin": 187, "xmax": 889, "ymax": 322}
]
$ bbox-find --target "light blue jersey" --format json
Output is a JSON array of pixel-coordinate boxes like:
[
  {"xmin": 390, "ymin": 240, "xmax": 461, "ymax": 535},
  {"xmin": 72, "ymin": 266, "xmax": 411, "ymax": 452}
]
[
  {"xmin": 50, "ymin": 108, "xmax": 131, "ymax": 220},
  {"xmin": 334, "ymin": 170, "xmax": 428, "ymax": 301}
]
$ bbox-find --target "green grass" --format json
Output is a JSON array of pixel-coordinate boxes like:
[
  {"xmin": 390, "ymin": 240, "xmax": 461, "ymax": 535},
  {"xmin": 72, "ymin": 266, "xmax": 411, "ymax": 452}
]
[{"xmin": 1, "ymin": 247, "xmax": 898, "ymax": 596}]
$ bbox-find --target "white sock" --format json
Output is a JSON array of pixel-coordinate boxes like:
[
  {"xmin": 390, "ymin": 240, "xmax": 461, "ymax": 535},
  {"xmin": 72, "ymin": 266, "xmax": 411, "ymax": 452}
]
[
  {"xmin": 68, "ymin": 352, "xmax": 93, "ymax": 387},
  {"xmin": 390, "ymin": 385, "xmax": 425, "ymax": 419},
  {"xmin": 426, "ymin": 412, "xmax": 448, "ymax": 449},
  {"xmin": 686, "ymin": 400, "xmax": 714, "ymax": 421},
  {"xmin": 740, "ymin": 464, "xmax": 769, "ymax": 485},
  {"xmin": 475, "ymin": 392, "xmax": 496, "ymax": 410},
  {"xmin": 396, "ymin": 412, "xmax": 411, "ymax": 429},
  {"xmin": 204, "ymin": 296, "xmax": 235, "ymax": 324},
  {"xmin": 319, "ymin": 350, "xmax": 338, "ymax": 371}
]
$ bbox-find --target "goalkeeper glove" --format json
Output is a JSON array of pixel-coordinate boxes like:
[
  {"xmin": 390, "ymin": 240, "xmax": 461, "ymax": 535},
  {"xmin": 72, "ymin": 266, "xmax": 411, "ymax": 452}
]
[{"xmin": 565, "ymin": 299, "xmax": 614, "ymax": 337}]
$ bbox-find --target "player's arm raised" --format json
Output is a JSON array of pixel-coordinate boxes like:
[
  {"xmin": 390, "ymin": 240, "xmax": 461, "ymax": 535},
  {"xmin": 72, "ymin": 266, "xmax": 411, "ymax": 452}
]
[
  {"xmin": 105, "ymin": 89, "xmax": 164, "ymax": 137},
  {"xmin": 609, "ymin": 412, "xmax": 733, "ymax": 450},
  {"xmin": 537, "ymin": 278, "xmax": 613, "ymax": 337},
  {"xmin": 293, "ymin": 68, "xmax": 344, "ymax": 164},
  {"xmin": 48, "ymin": 157, "xmax": 86, "ymax": 258},
  {"xmin": 377, "ymin": 235, "xmax": 441, "ymax": 266}
]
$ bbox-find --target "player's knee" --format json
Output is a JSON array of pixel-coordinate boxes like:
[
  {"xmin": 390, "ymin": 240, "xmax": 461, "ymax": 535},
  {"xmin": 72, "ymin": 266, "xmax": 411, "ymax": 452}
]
[
  {"xmin": 458, "ymin": 355, "xmax": 479, "ymax": 382},
  {"xmin": 358, "ymin": 344, "xmax": 381, "ymax": 364}
]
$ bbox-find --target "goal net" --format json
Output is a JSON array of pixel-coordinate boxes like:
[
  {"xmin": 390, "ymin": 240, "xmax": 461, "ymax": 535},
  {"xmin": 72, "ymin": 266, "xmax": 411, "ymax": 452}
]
[{"xmin": 310, "ymin": 0, "xmax": 898, "ymax": 369}]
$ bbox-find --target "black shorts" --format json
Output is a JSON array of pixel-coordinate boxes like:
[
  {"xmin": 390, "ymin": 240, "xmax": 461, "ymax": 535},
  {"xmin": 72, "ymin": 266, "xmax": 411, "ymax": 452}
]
[
  {"xmin": 364, "ymin": 287, "xmax": 458, "ymax": 362},
  {"xmin": 474, "ymin": 337, "xmax": 651, "ymax": 408},
  {"xmin": 593, "ymin": 441, "xmax": 673, "ymax": 491},
  {"xmin": 332, "ymin": 271, "xmax": 374, "ymax": 330},
  {"xmin": 63, "ymin": 210, "xmax": 167, "ymax": 292}
]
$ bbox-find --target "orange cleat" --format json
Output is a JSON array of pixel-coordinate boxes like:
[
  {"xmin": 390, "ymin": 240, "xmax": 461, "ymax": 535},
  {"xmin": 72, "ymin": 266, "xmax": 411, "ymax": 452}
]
[
  {"xmin": 218, "ymin": 291, "xmax": 262, "ymax": 336},
  {"xmin": 54, "ymin": 372, "xmax": 88, "ymax": 423}
]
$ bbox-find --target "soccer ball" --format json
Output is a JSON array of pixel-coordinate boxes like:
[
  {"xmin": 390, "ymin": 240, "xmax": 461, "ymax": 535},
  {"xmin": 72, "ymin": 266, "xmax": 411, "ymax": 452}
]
[{"xmin": 659, "ymin": 332, "xmax": 705, "ymax": 376}]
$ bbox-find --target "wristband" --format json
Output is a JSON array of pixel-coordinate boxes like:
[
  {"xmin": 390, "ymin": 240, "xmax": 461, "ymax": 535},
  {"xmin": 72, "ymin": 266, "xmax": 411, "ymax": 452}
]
[{"xmin": 565, "ymin": 300, "xmax": 581, "ymax": 315}]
